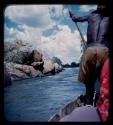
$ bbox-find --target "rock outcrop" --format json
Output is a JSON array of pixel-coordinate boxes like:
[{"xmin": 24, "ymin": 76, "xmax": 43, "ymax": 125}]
[
  {"xmin": 54, "ymin": 63, "xmax": 63, "ymax": 73},
  {"xmin": 4, "ymin": 40, "xmax": 63, "ymax": 82},
  {"xmin": 5, "ymin": 63, "xmax": 43, "ymax": 81},
  {"xmin": 31, "ymin": 61, "xmax": 44, "ymax": 71},
  {"xmin": 29, "ymin": 50, "xmax": 44, "ymax": 72},
  {"xmin": 43, "ymin": 60, "xmax": 55, "ymax": 75}
]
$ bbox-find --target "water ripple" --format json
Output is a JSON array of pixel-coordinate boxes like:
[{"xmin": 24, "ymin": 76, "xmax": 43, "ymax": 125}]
[{"xmin": 4, "ymin": 68, "xmax": 85, "ymax": 122}]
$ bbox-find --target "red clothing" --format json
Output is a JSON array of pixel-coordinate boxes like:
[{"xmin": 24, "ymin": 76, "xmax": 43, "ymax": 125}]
[{"xmin": 96, "ymin": 58, "xmax": 109, "ymax": 121}]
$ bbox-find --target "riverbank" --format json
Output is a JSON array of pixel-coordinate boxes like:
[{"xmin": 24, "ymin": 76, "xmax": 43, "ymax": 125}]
[{"xmin": 4, "ymin": 41, "xmax": 64, "ymax": 86}]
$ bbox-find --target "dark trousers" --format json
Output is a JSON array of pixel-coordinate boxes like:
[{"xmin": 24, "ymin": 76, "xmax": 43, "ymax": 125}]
[
  {"xmin": 85, "ymin": 83, "xmax": 94, "ymax": 105},
  {"xmin": 85, "ymin": 66, "xmax": 101, "ymax": 105}
]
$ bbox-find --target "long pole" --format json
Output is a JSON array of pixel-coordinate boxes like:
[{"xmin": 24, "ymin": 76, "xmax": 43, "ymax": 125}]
[{"xmin": 67, "ymin": 5, "xmax": 87, "ymax": 49}]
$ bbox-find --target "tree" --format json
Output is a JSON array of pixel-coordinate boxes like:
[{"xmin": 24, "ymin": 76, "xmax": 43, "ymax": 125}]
[
  {"xmin": 52, "ymin": 57, "xmax": 62, "ymax": 65},
  {"xmin": 71, "ymin": 62, "xmax": 77, "ymax": 67},
  {"xmin": 63, "ymin": 63, "xmax": 70, "ymax": 68}
]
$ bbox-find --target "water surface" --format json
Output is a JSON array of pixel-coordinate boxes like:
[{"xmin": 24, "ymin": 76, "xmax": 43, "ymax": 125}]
[{"xmin": 4, "ymin": 68, "xmax": 85, "ymax": 121}]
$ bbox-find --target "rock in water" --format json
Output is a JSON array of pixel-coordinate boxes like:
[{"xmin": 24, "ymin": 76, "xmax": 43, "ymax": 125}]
[
  {"xmin": 54, "ymin": 63, "xmax": 63, "ymax": 73},
  {"xmin": 43, "ymin": 60, "xmax": 55, "ymax": 75},
  {"xmin": 31, "ymin": 61, "xmax": 44, "ymax": 72},
  {"xmin": 5, "ymin": 63, "xmax": 42, "ymax": 81},
  {"xmin": 4, "ymin": 40, "xmax": 64, "ymax": 80}
]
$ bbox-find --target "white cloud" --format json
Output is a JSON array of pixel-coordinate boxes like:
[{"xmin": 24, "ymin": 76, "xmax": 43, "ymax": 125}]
[
  {"xmin": 4, "ymin": 24, "xmax": 83, "ymax": 64},
  {"xmin": 5, "ymin": 5, "xmax": 66, "ymax": 31},
  {"xmin": 79, "ymin": 5, "xmax": 97, "ymax": 12},
  {"xmin": 4, "ymin": 5, "xmax": 86, "ymax": 63},
  {"xmin": 49, "ymin": 5, "xmax": 63, "ymax": 18},
  {"xmin": 4, "ymin": 25, "xmax": 19, "ymax": 41},
  {"xmin": 5, "ymin": 5, "xmax": 53, "ymax": 29},
  {"xmin": 41, "ymin": 25, "xmax": 84, "ymax": 64},
  {"xmin": 4, "ymin": 24, "xmax": 42, "ymax": 49}
]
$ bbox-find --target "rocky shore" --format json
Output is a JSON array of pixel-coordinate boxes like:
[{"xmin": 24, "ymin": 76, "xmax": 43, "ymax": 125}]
[{"xmin": 4, "ymin": 40, "xmax": 63, "ymax": 87}]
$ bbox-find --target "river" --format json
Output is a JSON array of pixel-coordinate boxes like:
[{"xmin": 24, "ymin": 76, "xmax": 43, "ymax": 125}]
[{"xmin": 4, "ymin": 67, "xmax": 85, "ymax": 122}]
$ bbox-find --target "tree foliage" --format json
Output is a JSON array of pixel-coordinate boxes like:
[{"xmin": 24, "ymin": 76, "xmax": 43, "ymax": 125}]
[{"xmin": 52, "ymin": 57, "xmax": 62, "ymax": 65}]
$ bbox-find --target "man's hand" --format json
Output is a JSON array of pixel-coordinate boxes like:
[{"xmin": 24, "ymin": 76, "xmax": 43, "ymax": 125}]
[{"xmin": 69, "ymin": 10, "xmax": 77, "ymax": 22}]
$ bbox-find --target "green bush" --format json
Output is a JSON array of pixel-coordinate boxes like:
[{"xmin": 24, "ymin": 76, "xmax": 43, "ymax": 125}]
[
  {"xmin": 4, "ymin": 44, "xmax": 16, "ymax": 53},
  {"xmin": 11, "ymin": 51, "xmax": 24, "ymax": 64}
]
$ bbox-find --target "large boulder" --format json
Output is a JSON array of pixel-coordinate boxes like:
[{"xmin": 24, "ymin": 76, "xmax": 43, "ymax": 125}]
[
  {"xmin": 29, "ymin": 50, "xmax": 44, "ymax": 71},
  {"xmin": 4, "ymin": 41, "xmax": 64, "ymax": 80},
  {"xmin": 30, "ymin": 50, "xmax": 43, "ymax": 62},
  {"xmin": 54, "ymin": 63, "xmax": 63, "ymax": 73},
  {"xmin": 31, "ymin": 61, "xmax": 44, "ymax": 71},
  {"xmin": 11, "ymin": 50, "xmax": 44, "ymax": 66},
  {"xmin": 5, "ymin": 63, "xmax": 42, "ymax": 81},
  {"xmin": 4, "ymin": 42, "xmax": 43, "ymax": 64},
  {"xmin": 43, "ymin": 60, "xmax": 55, "ymax": 75}
]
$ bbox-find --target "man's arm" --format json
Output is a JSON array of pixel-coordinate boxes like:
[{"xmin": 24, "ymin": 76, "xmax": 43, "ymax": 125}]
[{"xmin": 69, "ymin": 11, "xmax": 89, "ymax": 22}]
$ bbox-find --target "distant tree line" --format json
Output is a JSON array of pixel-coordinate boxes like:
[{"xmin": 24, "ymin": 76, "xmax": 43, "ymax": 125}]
[
  {"xmin": 63, "ymin": 62, "xmax": 79, "ymax": 68},
  {"xmin": 51, "ymin": 57, "xmax": 79, "ymax": 68}
]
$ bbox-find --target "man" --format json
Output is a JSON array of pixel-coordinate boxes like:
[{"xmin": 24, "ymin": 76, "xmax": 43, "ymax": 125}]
[
  {"xmin": 60, "ymin": 58, "xmax": 109, "ymax": 122},
  {"xmin": 69, "ymin": 5, "xmax": 109, "ymax": 105}
]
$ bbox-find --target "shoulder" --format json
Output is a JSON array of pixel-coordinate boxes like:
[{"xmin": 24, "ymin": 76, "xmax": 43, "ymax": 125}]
[{"xmin": 88, "ymin": 13, "xmax": 101, "ymax": 20}]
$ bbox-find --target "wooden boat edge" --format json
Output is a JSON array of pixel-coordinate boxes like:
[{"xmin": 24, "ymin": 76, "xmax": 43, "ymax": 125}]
[{"xmin": 48, "ymin": 95, "xmax": 85, "ymax": 122}]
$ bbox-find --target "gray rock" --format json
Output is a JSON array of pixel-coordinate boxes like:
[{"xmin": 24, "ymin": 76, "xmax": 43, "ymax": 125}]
[
  {"xmin": 31, "ymin": 61, "xmax": 44, "ymax": 72},
  {"xmin": 5, "ymin": 63, "xmax": 42, "ymax": 81},
  {"xmin": 54, "ymin": 63, "xmax": 63, "ymax": 73},
  {"xmin": 4, "ymin": 40, "xmax": 64, "ymax": 80},
  {"xmin": 31, "ymin": 50, "xmax": 43, "ymax": 62},
  {"xmin": 43, "ymin": 60, "xmax": 55, "ymax": 75}
]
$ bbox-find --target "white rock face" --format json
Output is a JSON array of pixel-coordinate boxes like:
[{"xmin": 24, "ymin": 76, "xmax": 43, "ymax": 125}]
[
  {"xmin": 54, "ymin": 63, "xmax": 63, "ymax": 73},
  {"xmin": 43, "ymin": 60, "xmax": 55, "ymax": 74}
]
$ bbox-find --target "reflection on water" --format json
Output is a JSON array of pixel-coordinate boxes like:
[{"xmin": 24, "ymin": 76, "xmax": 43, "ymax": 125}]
[{"xmin": 4, "ymin": 68, "xmax": 85, "ymax": 122}]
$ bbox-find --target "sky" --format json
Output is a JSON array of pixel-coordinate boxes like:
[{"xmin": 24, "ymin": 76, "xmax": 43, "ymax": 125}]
[{"xmin": 4, "ymin": 4, "xmax": 97, "ymax": 64}]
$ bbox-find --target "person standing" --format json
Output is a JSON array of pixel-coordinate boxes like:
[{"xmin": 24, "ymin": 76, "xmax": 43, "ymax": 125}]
[{"xmin": 69, "ymin": 5, "xmax": 110, "ymax": 105}]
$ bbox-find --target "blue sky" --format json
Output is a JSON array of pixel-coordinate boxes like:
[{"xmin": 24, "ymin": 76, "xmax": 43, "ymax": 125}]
[{"xmin": 4, "ymin": 4, "xmax": 97, "ymax": 64}]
